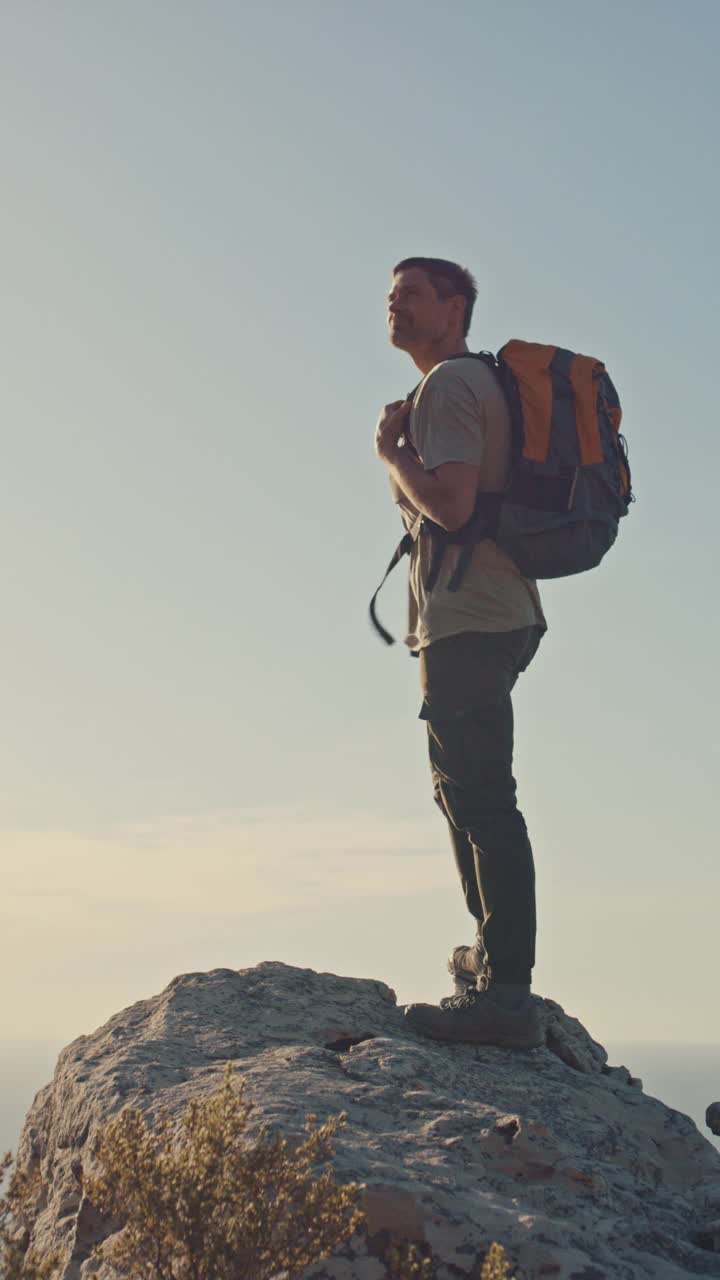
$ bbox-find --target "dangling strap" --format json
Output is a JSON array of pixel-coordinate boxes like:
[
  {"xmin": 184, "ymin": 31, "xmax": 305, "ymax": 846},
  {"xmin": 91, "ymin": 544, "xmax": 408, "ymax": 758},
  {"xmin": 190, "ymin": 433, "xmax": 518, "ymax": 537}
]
[
  {"xmin": 424, "ymin": 527, "xmax": 450, "ymax": 593},
  {"xmin": 424, "ymin": 494, "xmax": 502, "ymax": 594},
  {"xmin": 446, "ymin": 495, "xmax": 503, "ymax": 590},
  {"xmin": 425, "ymin": 521, "xmax": 483, "ymax": 595},
  {"xmin": 446, "ymin": 539, "xmax": 476, "ymax": 591},
  {"xmin": 368, "ymin": 529, "xmax": 415, "ymax": 645},
  {"xmin": 370, "ymin": 497, "xmax": 500, "ymax": 642}
]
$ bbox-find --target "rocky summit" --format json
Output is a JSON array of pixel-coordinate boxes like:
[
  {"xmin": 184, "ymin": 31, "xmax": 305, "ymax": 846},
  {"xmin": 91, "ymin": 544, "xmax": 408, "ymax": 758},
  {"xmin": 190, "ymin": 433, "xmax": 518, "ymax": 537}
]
[{"xmin": 13, "ymin": 962, "xmax": 720, "ymax": 1279}]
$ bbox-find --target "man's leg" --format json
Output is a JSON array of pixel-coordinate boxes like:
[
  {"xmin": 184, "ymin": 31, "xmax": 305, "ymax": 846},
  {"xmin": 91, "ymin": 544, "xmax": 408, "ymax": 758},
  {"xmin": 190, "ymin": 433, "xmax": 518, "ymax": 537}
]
[
  {"xmin": 406, "ymin": 628, "xmax": 541, "ymax": 1045},
  {"xmin": 434, "ymin": 806, "xmax": 487, "ymax": 991},
  {"xmin": 442, "ymin": 818, "xmax": 485, "ymax": 922}
]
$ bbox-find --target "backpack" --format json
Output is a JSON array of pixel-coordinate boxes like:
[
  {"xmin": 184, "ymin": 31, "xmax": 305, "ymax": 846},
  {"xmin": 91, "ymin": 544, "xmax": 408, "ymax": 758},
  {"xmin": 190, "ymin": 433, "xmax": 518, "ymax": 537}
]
[{"xmin": 369, "ymin": 340, "xmax": 633, "ymax": 648}]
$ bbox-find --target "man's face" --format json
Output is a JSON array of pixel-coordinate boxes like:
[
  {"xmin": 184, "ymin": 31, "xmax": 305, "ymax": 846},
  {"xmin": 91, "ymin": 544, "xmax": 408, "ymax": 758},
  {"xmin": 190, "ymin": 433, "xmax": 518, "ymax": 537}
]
[{"xmin": 387, "ymin": 267, "xmax": 460, "ymax": 350}]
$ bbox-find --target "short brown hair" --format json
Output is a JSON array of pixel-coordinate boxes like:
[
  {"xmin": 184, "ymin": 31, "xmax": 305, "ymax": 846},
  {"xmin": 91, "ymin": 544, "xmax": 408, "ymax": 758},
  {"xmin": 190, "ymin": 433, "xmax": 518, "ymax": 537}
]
[{"xmin": 392, "ymin": 256, "xmax": 478, "ymax": 338}]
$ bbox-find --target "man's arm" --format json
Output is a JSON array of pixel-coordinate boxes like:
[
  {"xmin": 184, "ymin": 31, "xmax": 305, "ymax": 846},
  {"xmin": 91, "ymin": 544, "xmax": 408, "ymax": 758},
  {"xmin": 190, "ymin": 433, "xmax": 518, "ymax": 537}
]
[
  {"xmin": 375, "ymin": 398, "xmax": 480, "ymax": 531},
  {"xmin": 388, "ymin": 469, "xmax": 406, "ymax": 504},
  {"xmin": 388, "ymin": 416, "xmax": 422, "ymax": 505},
  {"xmin": 388, "ymin": 443, "xmax": 419, "ymax": 507},
  {"xmin": 384, "ymin": 446, "xmax": 479, "ymax": 531}
]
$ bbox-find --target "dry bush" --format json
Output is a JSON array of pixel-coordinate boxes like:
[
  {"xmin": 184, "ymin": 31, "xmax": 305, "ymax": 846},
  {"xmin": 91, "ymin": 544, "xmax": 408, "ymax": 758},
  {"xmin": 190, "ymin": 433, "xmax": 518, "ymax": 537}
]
[
  {"xmin": 82, "ymin": 1063, "xmax": 365, "ymax": 1280},
  {"xmin": 384, "ymin": 1238, "xmax": 511, "ymax": 1280},
  {"xmin": 0, "ymin": 1152, "xmax": 61, "ymax": 1280},
  {"xmin": 479, "ymin": 1242, "xmax": 512, "ymax": 1279},
  {"xmin": 385, "ymin": 1239, "xmax": 433, "ymax": 1278}
]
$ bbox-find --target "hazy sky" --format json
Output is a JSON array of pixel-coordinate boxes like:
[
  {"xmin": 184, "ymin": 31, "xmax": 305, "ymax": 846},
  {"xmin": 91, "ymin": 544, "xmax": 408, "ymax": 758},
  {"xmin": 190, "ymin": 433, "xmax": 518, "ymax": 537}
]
[{"xmin": 1, "ymin": 1, "xmax": 718, "ymax": 1052}]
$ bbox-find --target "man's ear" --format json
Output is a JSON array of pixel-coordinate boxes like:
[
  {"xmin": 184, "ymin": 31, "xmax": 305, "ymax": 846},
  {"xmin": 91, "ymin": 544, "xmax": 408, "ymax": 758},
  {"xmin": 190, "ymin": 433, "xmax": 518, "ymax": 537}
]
[{"xmin": 450, "ymin": 294, "xmax": 466, "ymax": 335}]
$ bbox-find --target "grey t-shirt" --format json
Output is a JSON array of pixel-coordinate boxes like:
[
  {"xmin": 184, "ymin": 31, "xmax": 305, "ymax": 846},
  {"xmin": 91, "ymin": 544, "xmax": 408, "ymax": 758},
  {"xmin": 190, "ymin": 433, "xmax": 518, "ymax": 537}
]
[{"xmin": 393, "ymin": 356, "xmax": 547, "ymax": 652}]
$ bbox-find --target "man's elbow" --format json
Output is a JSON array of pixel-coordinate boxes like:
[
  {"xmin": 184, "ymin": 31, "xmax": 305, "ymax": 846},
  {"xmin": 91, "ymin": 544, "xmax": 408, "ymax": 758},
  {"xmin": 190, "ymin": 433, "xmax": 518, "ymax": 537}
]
[{"xmin": 441, "ymin": 496, "xmax": 475, "ymax": 532}]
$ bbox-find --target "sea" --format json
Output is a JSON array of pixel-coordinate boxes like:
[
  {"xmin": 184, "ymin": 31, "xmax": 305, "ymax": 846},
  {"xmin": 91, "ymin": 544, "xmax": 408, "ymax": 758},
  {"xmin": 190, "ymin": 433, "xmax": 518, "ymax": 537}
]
[{"xmin": 2, "ymin": 1039, "xmax": 719, "ymax": 1160}]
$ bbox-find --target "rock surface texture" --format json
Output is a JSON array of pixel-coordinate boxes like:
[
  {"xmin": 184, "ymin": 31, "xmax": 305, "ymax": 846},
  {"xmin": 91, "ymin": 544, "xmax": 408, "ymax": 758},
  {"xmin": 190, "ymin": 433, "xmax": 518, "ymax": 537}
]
[{"xmin": 15, "ymin": 962, "xmax": 720, "ymax": 1279}]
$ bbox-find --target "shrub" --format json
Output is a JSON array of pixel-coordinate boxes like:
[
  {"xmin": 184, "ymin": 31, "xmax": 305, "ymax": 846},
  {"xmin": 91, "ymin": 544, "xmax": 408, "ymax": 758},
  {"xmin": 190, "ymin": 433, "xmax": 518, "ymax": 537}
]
[
  {"xmin": 0, "ymin": 1152, "xmax": 62, "ymax": 1280},
  {"xmin": 479, "ymin": 1242, "xmax": 512, "ymax": 1279},
  {"xmin": 82, "ymin": 1063, "xmax": 365, "ymax": 1280}
]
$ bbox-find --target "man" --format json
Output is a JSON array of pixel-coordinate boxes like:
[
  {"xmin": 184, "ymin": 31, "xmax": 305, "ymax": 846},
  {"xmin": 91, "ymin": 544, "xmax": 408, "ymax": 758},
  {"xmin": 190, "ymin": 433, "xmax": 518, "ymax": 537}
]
[{"xmin": 374, "ymin": 256, "xmax": 547, "ymax": 1050}]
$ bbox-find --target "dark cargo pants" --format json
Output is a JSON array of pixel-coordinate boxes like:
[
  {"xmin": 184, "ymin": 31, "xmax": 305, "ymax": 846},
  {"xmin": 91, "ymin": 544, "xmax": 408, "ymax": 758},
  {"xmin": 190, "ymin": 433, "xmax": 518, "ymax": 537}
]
[{"xmin": 418, "ymin": 626, "xmax": 541, "ymax": 985}]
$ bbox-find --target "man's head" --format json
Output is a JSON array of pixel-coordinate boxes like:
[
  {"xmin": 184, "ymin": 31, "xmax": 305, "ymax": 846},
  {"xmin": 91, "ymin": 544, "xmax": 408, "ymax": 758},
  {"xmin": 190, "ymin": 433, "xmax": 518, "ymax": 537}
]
[{"xmin": 387, "ymin": 257, "xmax": 477, "ymax": 366}]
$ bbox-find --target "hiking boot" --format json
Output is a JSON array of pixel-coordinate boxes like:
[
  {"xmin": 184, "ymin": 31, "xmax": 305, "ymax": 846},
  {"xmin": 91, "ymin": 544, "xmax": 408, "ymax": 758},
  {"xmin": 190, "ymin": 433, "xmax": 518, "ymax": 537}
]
[
  {"xmin": 444, "ymin": 942, "xmax": 489, "ymax": 1004},
  {"xmin": 442, "ymin": 936, "xmax": 490, "ymax": 1007},
  {"xmin": 404, "ymin": 985, "xmax": 543, "ymax": 1050}
]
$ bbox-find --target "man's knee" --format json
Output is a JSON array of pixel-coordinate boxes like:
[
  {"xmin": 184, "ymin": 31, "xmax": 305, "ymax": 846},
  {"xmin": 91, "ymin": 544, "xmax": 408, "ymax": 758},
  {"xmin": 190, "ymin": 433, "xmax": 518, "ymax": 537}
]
[{"xmin": 431, "ymin": 768, "xmax": 518, "ymax": 837}]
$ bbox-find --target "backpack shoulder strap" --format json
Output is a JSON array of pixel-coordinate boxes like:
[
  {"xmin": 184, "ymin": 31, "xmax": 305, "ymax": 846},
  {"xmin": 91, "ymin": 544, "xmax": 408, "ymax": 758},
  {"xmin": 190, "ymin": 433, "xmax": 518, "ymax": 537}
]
[
  {"xmin": 405, "ymin": 350, "xmax": 498, "ymax": 401},
  {"xmin": 424, "ymin": 350, "xmax": 498, "ymax": 372}
]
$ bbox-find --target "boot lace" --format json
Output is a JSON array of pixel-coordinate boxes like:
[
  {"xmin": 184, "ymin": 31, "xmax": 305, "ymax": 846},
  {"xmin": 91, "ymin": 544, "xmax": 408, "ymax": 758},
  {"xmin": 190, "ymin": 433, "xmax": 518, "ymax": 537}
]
[
  {"xmin": 440, "ymin": 968, "xmax": 490, "ymax": 1010},
  {"xmin": 439, "ymin": 987, "xmax": 484, "ymax": 1011}
]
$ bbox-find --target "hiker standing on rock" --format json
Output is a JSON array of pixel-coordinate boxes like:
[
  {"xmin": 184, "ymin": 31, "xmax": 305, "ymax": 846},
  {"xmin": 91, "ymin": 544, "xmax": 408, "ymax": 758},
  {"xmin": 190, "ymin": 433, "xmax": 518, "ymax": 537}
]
[{"xmin": 373, "ymin": 256, "xmax": 547, "ymax": 1050}]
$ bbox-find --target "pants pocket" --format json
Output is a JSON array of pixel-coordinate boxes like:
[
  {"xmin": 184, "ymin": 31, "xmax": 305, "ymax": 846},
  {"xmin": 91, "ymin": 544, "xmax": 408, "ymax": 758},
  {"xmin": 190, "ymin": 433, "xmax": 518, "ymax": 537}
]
[
  {"xmin": 425, "ymin": 711, "xmax": 468, "ymax": 786},
  {"xmin": 426, "ymin": 698, "xmax": 518, "ymax": 827}
]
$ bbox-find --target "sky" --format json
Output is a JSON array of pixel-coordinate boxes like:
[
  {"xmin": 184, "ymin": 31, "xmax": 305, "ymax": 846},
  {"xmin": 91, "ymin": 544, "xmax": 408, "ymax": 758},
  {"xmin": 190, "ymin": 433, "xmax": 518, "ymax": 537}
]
[{"xmin": 1, "ymin": 0, "xmax": 719, "ymax": 1104}]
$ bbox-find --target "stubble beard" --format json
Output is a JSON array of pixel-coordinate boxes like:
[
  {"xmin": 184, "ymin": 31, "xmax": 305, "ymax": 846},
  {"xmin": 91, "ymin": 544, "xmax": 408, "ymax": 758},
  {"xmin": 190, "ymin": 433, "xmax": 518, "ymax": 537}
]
[{"xmin": 390, "ymin": 320, "xmax": 415, "ymax": 353}]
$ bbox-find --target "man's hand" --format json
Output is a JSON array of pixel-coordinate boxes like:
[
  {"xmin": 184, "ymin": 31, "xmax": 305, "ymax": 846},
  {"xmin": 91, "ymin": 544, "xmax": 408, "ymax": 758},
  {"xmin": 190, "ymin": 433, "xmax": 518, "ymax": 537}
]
[
  {"xmin": 375, "ymin": 397, "xmax": 481, "ymax": 529},
  {"xmin": 374, "ymin": 400, "xmax": 412, "ymax": 463}
]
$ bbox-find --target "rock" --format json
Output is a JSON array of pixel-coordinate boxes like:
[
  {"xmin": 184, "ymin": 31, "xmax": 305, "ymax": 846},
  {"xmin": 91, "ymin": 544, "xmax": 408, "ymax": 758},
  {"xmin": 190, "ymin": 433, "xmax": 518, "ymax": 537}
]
[
  {"xmin": 13, "ymin": 961, "xmax": 720, "ymax": 1279},
  {"xmin": 708, "ymin": 1103, "xmax": 720, "ymax": 1137},
  {"xmin": 540, "ymin": 997, "xmax": 608, "ymax": 1075}
]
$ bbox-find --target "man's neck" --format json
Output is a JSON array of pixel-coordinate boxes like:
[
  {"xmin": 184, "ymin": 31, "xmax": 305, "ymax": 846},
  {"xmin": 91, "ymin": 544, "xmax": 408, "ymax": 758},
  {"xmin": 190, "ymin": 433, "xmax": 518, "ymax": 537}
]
[{"xmin": 410, "ymin": 337, "xmax": 470, "ymax": 376}]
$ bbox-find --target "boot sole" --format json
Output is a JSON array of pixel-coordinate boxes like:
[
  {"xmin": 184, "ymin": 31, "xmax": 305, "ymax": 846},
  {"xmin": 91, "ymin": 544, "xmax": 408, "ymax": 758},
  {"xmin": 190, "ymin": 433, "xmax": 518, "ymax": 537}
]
[{"xmin": 410, "ymin": 1021, "xmax": 544, "ymax": 1050}]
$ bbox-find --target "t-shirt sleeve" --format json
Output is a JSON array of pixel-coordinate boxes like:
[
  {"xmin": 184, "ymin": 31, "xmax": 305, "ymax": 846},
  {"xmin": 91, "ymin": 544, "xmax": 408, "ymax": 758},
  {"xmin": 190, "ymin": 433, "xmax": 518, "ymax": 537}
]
[{"xmin": 410, "ymin": 368, "xmax": 487, "ymax": 471}]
